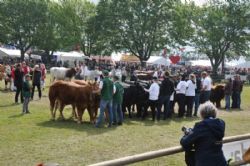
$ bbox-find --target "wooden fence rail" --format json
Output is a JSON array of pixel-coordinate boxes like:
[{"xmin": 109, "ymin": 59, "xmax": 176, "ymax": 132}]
[{"xmin": 89, "ymin": 133, "xmax": 250, "ymax": 166}]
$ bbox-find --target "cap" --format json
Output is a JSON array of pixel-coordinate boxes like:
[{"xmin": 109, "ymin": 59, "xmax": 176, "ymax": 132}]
[{"xmin": 103, "ymin": 70, "xmax": 109, "ymax": 76}]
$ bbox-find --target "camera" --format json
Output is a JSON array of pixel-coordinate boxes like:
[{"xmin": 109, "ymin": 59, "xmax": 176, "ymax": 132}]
[{"xmin": 182, "ymin": 126, "xmax": 193, "ymax": 135}]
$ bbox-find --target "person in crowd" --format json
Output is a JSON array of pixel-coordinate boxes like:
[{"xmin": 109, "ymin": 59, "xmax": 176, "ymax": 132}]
[
  {"xmin": 121, "ymin": 67, "xmax": 127, "ymax": 82},
  {"xmin": 11, "ymin": 65, "xmax": 16, "ymax": 91},
  {"xmin": 31, "ymin": 65, "xmax": 42, "ymax": 100},
  {"xmin": 112, "ymin": 76, "xmax": 124, "ymax": 125},
  {"xmin": 224, "ymin": 78, "xmax": 233, "ymax": 111},
  {"xmin": 130, "ymin": 71, "xmax": 138, "ymax": 81},
  {"xmin": 22, "ymin": 74, "xmax": 32, "ymax": 114},
  {"xmin": 21, "ymin": 61, "xmax": 30, "ymax": 76},
  {"xmin": 143, "ymin": 76, "xmax": 160, "ymax": 121},
  {"xmin": 95, "ymin": 70, "xmax": 114, "ymax": 128},
  {"xmin": 14, "ymin": 64, "xmax": 24, "ymax": 103},
  {"xmin": 176, "ymin": 75, "xmax": 187, "ymax": 118},
  {"xmin": 40, "ymin": 63, "xmax": 46, "ymax": 90},
  {"xmin": 180, "ymin": 101, "xmax": 227, "ymax": 166},
  {"xmin": 231, "ymin": 75, "xmax": 243, "ymax": 109},
  {"xmin": 80, "ymin": 62, "xmax": 85, "ymax": 80},
  {"xmin": 4, "ymin": 64, "xmax": 11, "ymax": 90},
  {"xmin": 185, "ymin": 74, "xmax": 196, "ymax": 117},
  {"xmin": 194, "ymin": 72, "xmax": 202, "ymax": 116},
  {"xmin": 157, "ymin": 71, "xmax": 174, "ymax": 120},
  {"xmin": 170, "ymin": 74, "xmax": 180, "ymax": 115},
  {"xmin": 201, "ymin": 72, "xmax": 212, "ymax": 103}
]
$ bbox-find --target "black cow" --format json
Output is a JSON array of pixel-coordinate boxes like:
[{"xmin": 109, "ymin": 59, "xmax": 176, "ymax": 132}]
[
  {"xmin": 122, "ymin": 81, "xmax": 149, "ymax": 118},
  {"xmin": 210, "ymin": 84, "xmax": 225, "ymax": 108}
]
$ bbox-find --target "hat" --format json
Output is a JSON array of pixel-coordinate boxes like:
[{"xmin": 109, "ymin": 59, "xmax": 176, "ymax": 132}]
[{"xmin": 102, "ymin": 70, "xmax": 109, "ymax": 76}]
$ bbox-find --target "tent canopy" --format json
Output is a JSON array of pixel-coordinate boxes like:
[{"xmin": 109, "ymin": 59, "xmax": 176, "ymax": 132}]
[
  {"xmin": 147, "ymin": 56, "xmax": 170, "ymax": 66},
  {"xmin": 0, "ymin": 47, "xmax": 29, "ymax": 58},
  {"xmin": 236, "ymin": 61, "xmax": 250, "ymax": 68},
  {"xmin": 54, "ymin": 51, "xmax": 87, "ymax": 62}
]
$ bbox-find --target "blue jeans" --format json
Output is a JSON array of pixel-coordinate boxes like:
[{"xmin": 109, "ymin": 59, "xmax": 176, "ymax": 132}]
[
  {"xmin": 157, "ymin": 95, "xmax": 170, "ymax": 120},
  {"xmin": 235, "ymin": 91, "xmax": 241, "ymax": 109},
  {"xmin": 225, "ymin": 95, "xmax": 231, "ymax": 110},
  {"xmin": 96, "ymin": 99, "xmax": 113, "ymax": 127},
  {"xmin": 112, "ymin": 102, "xmax": 123, "ymax": 123},
  {"xmin": 194, "ymin": 93, "xmax": 200, "ymax": 115}
]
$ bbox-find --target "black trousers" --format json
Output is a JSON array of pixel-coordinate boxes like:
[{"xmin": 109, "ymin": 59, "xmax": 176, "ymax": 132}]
[
  {"xmin": 143, "ymin": 100, "xmax": 158, "ymax": 120},
  {"xmin": 15, "ymin": 85, "xmax": 23, "ymax": 103},
  {"xmin": 176, "ymin": 94, "xmax": 185, "ymax": 117},
  {"xmin": 186, "ymin": 96, "xmax": 194, "ymax": 117},
  {"xmin": 31, "ymin": 84, "xmax": 42, "ymax": 99}
]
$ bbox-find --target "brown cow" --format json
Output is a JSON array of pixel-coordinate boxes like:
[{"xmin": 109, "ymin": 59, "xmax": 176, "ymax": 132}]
[
  {"xmin": 49, "ymin": 81, "xmax": 96, "ymax": 124},
  {"xmin": 72, "ymin": 80, "xmax": 100, "ymax": 120}
]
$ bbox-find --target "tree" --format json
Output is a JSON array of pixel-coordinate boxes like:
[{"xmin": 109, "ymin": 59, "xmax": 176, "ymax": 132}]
[
  {"xmin": 0, "ymin": 0, "xmax": 49, "ymax": 61},
  {"xmin": 95, "ymin": 0, "xmax": 193, "ymax": 66},
  {"xmin": 190, "ymin": 0, "xmax": 250, "ymax": 75},
  {"xmin": 35, "ymin": 1, "xmax": 63, "ymax": 63}
]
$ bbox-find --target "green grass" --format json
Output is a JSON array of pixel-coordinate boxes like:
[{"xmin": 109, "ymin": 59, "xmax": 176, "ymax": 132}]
[{"xmin": 0, "ymin": 78, "xmax": 250, "ymax": 166}]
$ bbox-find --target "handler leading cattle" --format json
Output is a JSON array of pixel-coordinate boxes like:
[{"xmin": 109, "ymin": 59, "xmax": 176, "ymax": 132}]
[{"xmin": 95, "ymin": 70, "xmax": 115, "ymax": 128}]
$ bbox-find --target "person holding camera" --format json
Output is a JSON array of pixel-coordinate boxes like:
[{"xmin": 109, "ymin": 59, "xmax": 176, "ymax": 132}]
[{"xmin": 180, "ymin": 101, "xmax": 227, "ymax": 166}]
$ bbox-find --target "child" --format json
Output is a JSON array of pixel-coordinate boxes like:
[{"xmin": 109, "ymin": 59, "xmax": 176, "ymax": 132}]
[{"xmin": 22, "ymin": 74, "xmax": 32, "ymax": 114}]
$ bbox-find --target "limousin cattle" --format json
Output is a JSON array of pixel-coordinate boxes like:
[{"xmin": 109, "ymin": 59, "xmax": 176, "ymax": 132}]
[
  {"xmin": 50, "ymin": 67, "xmax": 76, "ymax": 82},
  {"xmin": 49, "ymin": 81, "xmax": 97, "ymax": 124}
]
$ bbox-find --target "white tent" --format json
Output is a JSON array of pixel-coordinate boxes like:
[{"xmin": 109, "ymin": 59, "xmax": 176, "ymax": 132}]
[
  {"xmin": 147, "ymin": 56, "xmax": 170, "ymax": 66},
  {"xmin": 55, "ymin": 51, "xmax": 87, "ymax": 62},
  {"xmin": 236, "ymin": 61, "xmax": 250, "ymax": 69},
  {"xmin": 0, "ymin": 47, "xmax": 29, "ymax": 59}
]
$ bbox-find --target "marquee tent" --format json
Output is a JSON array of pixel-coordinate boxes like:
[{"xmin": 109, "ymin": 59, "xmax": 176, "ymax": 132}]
[
  {"xmin": 0, "ymin": 47, "xmax": 29, "ymax": 59},
  {"xmin": 236, "ymin": 61, "xmax": 250, "ymax": 69},
  {"xmin": 54, "ymin": 51, "xmax": 88, "ymax": 62},
  {"xmin": 147, "ymin": 56, "xmax": 170, "ymax": 66}
]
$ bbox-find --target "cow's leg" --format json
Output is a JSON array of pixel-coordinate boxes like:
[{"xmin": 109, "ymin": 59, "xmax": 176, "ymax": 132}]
[
  {"xmin": 87, "ymin": 106, "xmax": 94, "ymax": 124},
  {"xmin": 71, "ymin": 104, "xmax": 78, "ymax": 119},
  {"xmin": 127, "ymin": 105, "xmax": 132, "ymax": 118},
  {"xmin": 77, "ymin": 107, "xmax": 85, "ymax": 124},
  {"xmin": 50, "ymin": 99, "xmax": 56, "ymax": 120},
  {"xmin": 59, "ymin": 104, "xmax": 65, "ymax": 120}
]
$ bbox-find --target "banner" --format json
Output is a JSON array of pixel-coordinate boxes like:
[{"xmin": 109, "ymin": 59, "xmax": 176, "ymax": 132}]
[{"xmin": 223, "ymin": 139, "xmax": 250, "ymax": 165}]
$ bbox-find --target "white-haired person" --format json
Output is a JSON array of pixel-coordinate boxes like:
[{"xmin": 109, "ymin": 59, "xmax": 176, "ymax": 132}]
[{"xmin": 180, "ymin": 101, "xmax": 227, "ymax": 166}]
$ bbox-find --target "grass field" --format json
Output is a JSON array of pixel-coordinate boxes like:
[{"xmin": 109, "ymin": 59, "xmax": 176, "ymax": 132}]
[{"xmin": 0, "ymin": 78, "xmax": 250, "ymax": 166}]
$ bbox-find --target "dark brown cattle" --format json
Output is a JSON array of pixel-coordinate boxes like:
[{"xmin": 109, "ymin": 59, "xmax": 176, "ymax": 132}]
[
  {"xmin": 49, "ymin": 81, "xmax": 96, "ymax": 124},
  {"xmin": 65, "ymin": 68, "xmax": 77, "ymax": 79},
  {"xmin": 210, "ymin": 84, "xmax": 225, "ymax": 108}
]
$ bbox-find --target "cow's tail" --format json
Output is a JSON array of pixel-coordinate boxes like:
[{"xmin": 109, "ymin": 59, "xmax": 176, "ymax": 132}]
[{"xmin": 48, "ymin": 86, "xmax": 56, "ymax": 120}]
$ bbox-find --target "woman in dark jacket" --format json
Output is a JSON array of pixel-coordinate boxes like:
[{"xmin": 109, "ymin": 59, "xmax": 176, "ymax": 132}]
[
  {"xmin": 14, "ymin": 64, "xmax": 24, "ymax": 103},
  {"xmin": 180, "ymin": 101, "xmax": 227, "ymax": 166},
  {"xmin": 31, "ymin": 65, "xmax": 42, "ymax": 100}
]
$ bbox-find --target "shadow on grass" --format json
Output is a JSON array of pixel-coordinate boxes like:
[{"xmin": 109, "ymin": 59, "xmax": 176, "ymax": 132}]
[
  {"xmin": 0, "ymin": 103, "xmax": 19, "ymax": 108},
  {"xmin": 8, "ymin": 113, "xmax": 24, "ymax": 118},
  {"xmin": 36, "ymin": 119, "xmax": 117, "ymax": 136}
]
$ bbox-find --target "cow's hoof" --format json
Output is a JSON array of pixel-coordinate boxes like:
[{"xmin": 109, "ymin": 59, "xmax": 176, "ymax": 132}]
[{"xmin": 77, "ymin": 121, "xmax": 82, "ymax": 124}]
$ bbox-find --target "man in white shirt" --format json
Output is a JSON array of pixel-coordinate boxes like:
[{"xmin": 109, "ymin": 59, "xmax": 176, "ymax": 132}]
[
  {"xmin": 144, "ymin": 77, "xmax": 160, "ymax": 121},
  {"xmin": 176, "ymin": 75, "xmax": 187, "ymax": 117},
  {"xmin": 185, "ymin": 74, "xmax": 196, "ymax": 117},
  {"xmin": 201, "ymin": 72, "xmax": 212, "ymax": 102}
]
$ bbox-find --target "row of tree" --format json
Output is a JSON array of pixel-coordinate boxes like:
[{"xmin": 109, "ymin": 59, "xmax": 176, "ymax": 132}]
[{"xmin": 0, "ymin": 0, "xmax": 249, "ymax": 74}]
